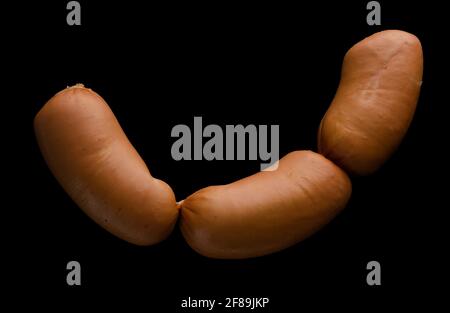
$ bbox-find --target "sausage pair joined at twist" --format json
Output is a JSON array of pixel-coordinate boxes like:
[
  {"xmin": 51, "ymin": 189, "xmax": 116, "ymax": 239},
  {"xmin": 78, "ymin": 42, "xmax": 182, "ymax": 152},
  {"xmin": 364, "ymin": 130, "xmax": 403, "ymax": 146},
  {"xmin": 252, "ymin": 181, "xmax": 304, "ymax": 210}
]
[{"xmin": 34, "ymin": 30, "xmax": 423, "ymax": 258}]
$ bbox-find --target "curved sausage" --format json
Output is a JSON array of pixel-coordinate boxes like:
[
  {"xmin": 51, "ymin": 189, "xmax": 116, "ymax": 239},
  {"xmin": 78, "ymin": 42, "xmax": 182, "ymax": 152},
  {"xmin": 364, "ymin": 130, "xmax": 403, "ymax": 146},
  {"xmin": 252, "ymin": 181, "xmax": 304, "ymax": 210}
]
[
  {"xmin": 318, "ymin": 30, "xmax": 423, "ymax": 175},
  {"xmin": 34, "ymin": 84, "xmax": 179, "ymax": 245},
  {"xmin": 180, "ymin": 151, "xmax": 351, "ymax": 259}
]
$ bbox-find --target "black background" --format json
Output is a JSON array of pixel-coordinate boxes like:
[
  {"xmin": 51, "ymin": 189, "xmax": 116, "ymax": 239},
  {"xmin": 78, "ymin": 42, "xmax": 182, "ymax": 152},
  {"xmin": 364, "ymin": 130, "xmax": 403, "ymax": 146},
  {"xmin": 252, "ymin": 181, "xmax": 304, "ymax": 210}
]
[{"xmin": 20, "ymin": 0, "xmax": 446, "ymax": 310}]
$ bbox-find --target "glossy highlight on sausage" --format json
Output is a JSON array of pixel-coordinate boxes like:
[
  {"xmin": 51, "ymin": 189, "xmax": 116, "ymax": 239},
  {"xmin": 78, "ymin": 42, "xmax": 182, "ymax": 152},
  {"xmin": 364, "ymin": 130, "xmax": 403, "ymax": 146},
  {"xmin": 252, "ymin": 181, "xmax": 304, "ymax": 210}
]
[
  {"xmin": 180, "ymin": 151, "xmax": 352, "ymax": 259},
  {"xmin": 318, "ymin": 30, "xmax": 423, "ymax": 175},
  {"xmin": 34, "ymin": 84, "xmax": 179, "ymax": 245}
]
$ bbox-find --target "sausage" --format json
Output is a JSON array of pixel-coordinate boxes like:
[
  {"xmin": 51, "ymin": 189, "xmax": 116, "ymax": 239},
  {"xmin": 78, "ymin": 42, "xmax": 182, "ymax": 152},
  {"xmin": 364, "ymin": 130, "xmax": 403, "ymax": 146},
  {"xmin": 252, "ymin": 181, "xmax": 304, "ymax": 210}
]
[
  {"xmin": 34, "ymin": 84, "xmax": 179, "ymax": 245},
  {"xmin": 179, "ymin": 151, "xmax": 351, "ymax": 259},
  {"xmin": 318, "ymin": 30, "xmax": 423, "ymax": 175}
]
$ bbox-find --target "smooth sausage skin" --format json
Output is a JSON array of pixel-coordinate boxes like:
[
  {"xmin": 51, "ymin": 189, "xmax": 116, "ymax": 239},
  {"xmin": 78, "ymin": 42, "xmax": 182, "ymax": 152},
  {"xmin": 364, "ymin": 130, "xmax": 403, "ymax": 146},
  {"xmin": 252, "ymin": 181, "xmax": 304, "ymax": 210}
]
[
  {"xmin": 318, "ymin": 30, "xmax": 423, "ymax": 175},
  {"xmin": 34, "ymin": 84, "xmax": 179, "ymax": 245},
  {"xmin": 180, "ymin": 151, "xmax": 352, "ymax": 259}
]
